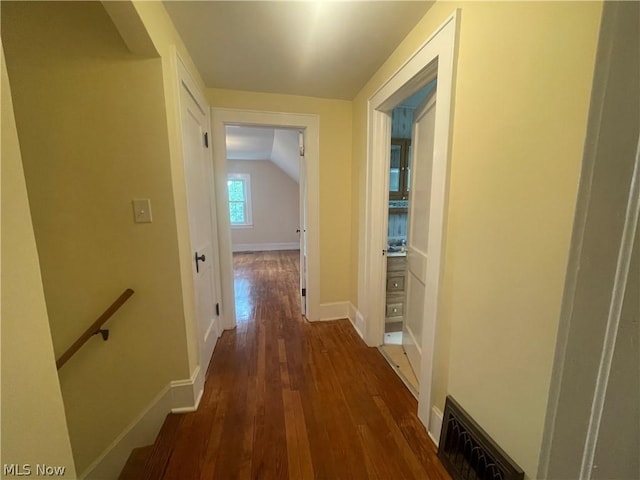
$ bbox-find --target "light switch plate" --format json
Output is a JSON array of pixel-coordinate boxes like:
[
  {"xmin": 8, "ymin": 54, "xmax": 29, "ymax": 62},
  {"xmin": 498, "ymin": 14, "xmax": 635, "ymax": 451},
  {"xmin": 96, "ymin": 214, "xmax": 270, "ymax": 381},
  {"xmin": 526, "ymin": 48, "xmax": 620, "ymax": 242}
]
[{"xmin": 132, "ymin": 199, "xmax": 152, "ymax": 223}]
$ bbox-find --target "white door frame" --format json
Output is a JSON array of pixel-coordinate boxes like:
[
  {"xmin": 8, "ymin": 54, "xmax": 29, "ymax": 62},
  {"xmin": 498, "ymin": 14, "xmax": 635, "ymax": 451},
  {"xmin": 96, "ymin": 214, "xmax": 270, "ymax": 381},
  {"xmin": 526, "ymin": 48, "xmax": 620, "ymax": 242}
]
[
  {"xmin": 298, "ymin": 131, "xmax": 308, "ymax": 316},
  {"xmin": 176, "ymin": 52, "xmax": 224, "ymax": 399},
  {"xmin": 537, "ymin": 2, "xmax": 640, "ymax": 477},
  {"xmin": 358, "ymin": 11, "xmax": 459, "ymax": 431},
  {"xmin": 211, "ymin": 108, "xmax": 321, "ymax": 325}
]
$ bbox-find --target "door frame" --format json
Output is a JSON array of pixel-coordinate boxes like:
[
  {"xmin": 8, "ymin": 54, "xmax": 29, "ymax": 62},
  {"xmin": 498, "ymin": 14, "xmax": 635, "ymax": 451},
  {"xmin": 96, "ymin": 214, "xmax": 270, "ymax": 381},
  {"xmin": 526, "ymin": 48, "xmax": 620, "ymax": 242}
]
[
  {"xmin": 358, "ymin": 10, "xmax": 459, "ymax": 432},
  {"xmin": 211, "ymin": 108, "xmax": 321, "ymax": 325},
  {"xmin": 176, "ymin": 52, "xmax": 224, "ymax": 400},
  {"xmin": 298, "ymin": 131, "xmax": 308, "ymax": 316},
  {"xmin": 537, "ymin": 2, "xmax": 640, "ymax": 477}
]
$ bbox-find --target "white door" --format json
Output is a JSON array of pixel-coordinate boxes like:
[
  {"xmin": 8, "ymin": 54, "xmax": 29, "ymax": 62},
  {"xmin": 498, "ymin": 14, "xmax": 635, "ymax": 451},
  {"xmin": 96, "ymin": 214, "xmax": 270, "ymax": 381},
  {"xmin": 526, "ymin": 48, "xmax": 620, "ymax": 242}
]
[
  {"xmin": 180, "ymin": 80, "xmax": 221, "ymax": 371},
  {"xmin": 298, "ymin": 131, "xmax": 308, "ymax": 316},
  {"xmin": 402, "ymin": 90, "xmax": 437, "ymax": 379}
]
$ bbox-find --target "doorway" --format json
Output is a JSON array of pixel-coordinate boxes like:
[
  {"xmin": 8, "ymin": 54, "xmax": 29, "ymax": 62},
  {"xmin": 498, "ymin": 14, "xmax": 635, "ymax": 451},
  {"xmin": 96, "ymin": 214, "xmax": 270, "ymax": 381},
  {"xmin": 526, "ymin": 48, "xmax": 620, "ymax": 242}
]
[
  {"xmin": 381, "ymin": 80, "xmax": 438, "ymax": 396},
  {"xmin": 223, "ymin": 125, "xmax": 304, "ymax": 320},
  {"xmin": 359, "ymin": 11, "xmax": 458, "ymax": 439},
  {"xmin": 211, "ymin": 109, "xmax": 321, "ymax": 327}
]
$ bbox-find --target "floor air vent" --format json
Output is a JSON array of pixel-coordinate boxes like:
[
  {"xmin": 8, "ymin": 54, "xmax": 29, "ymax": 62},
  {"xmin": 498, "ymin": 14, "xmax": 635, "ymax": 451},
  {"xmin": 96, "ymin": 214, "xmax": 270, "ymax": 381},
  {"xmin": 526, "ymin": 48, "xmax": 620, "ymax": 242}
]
[{"xmin": 438, "ymin": 396, "xmax": 524, "ymax": 480}]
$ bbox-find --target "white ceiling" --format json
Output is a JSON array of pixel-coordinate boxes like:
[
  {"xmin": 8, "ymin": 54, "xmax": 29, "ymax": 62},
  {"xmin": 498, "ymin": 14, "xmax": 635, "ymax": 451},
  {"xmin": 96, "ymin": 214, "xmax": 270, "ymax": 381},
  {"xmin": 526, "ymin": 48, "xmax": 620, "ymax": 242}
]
[
  {"xmin": 163, "ymin": 1, "xmax": 434, "ymax": 100},
  {"xmin": 226, "ymin": 126, "xmax": 300, "ymax": 182}
]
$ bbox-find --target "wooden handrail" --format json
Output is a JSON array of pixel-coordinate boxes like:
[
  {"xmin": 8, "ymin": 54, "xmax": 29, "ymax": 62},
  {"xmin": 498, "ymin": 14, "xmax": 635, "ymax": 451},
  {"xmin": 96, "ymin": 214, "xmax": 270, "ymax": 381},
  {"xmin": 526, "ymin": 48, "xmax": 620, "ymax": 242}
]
[{"xmin": 56, "ymin": 288, "xmax": 134, "ymax": 370}]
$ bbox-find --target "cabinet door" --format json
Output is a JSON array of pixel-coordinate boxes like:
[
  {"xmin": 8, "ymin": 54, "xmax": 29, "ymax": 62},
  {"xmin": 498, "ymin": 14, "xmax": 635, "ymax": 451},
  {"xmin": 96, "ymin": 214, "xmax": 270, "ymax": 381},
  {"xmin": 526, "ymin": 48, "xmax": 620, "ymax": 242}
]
[
  {"xmin": 390, "ymin": 139, "xmax": 411, "ymax": 201},
  {"xmin": 389, "ymin": 141, "xmax": 403, "ymax": 199},
  {"xmin": 405, "ymin": 142, "xmax": 412, "ymax": 199}
]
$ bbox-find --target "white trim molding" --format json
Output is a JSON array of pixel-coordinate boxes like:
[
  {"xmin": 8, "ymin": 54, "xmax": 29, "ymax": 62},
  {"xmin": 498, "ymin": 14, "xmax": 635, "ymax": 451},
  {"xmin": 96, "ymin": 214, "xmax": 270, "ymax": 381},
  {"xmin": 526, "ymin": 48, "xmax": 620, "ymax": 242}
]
[
  {"xmin": 80, "ymin": 386, "xmax": 172, "ymax": 479},
  {"xmin": 318, "ymin": 301, "xmax": 350, "ymax": 322},
  {"xmin": 580, "ymin": 138, "xmax": 640, "ymax": 478},
  {"xmin": 170, "ymin": 365, "xmax": 204, "ymax": 413},
  {"xmin": 358, "ymin": 10, "xmax": 459, "ymax": 432},
  {"xmin": 232, "ymin": 242, "xmax": 300, "ymax": 253},
  {"xmin": 211, "ymin": 108, "xmax": 321, "ymax": 323},
  {"xmin": 348, "ymin": 302, "xmax": 366, "ymax": 340},
  {"xmin": 317, "ymin": 301, "xmax": 366, "ymax": 341},
  {"xmin": 538, "ymin": 4, "xmax": 640, "ymax": 478},
  {"xmin": 80, "ymin": 365, "xmax": 204, "ymax": 480},
  {"xmin": 175, "ymin": 49, "xmax": 225, "ymax": 374},
  {"xmin": 429, "ymin": 406, "xmax": 444, "ymax": 447}
]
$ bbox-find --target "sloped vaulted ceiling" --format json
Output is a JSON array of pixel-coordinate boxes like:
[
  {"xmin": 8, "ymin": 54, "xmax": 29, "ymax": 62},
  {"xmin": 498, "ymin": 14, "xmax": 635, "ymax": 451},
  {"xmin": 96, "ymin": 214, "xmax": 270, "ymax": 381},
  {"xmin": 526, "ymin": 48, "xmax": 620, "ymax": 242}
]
[{"xmin": 226, "ymin": 126, "xmax": 300, "ymax": 183}]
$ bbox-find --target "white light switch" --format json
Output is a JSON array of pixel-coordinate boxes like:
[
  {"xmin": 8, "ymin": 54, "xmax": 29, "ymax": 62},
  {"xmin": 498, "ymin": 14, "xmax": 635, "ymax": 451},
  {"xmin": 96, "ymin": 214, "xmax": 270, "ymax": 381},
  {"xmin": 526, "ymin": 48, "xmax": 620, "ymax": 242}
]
[{"xmin": 132, "ymin": 199, "xmax": 152, "ymax": 223}]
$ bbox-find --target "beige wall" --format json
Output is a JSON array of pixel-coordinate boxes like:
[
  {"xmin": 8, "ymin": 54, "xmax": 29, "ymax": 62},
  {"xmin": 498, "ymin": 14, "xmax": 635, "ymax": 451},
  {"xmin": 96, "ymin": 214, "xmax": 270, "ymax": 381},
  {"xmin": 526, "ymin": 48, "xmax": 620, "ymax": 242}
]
[
  {"xmin": 208, "ymin": 88, "xmax": 352, "ymax": 303},
  {"xmin": 228, "ymin": 160, "xmax": 300, "ymax": 248},
  {"xmin": 1, "ymin": 2, "xmax": 193, "ymax": 473},
  {"xmin": 352, "ymin": 2, "xmax": 602, "ymax": 476},
  {"xmin": 1, "ymin": 46, "xmax": 77, "ymax": 480},
  {"xmin": 131, "ymin": 0, "xmax": 207, "ymax": 373}
]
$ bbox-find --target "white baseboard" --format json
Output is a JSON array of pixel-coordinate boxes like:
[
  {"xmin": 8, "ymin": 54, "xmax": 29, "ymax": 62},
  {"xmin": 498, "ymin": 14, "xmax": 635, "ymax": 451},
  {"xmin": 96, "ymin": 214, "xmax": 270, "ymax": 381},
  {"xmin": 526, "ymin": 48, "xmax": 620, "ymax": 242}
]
[
  {"xmin": 348, "ymin": 302, "xmax": 365, "ymax": 340},
  {"xmin": 170, "ymin": 365, "xmax": 203, "ymax": 413},
  {"xmin": 316, "ymin": 302, "xmax": 366, "ymax": 342},
  {"xmin": 232, "ymin": 242, "xmax": 299, "ymax": 252},
  {"xmin": 429, "ymin": 406, "xmax": 444, "ymax": 447},
  {"xmin": 80, "ymin": 385, "xmax": 173, "ymax": 479},
  {"xmin": 317, "ymin": 301, "xmax": 350, "ymax": 321},
  {"xmin": 81, "ymin": 366, "xmax": 204, "ymax": 479}
]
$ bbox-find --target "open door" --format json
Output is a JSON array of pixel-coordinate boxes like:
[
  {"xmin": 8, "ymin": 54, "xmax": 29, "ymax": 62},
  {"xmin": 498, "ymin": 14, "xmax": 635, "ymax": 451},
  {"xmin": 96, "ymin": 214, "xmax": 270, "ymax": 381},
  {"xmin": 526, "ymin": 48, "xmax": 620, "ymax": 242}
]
[
  {"xmin": 179, "ymin": 75, "xmax": 221, "ymax": 372},
  {"xmin": 402, "ymin": 89, "xmax": 437, "ymax": 379},
  {"xmin": 298, "ymin": 130, "xmax": 308, "ymax": 316}
]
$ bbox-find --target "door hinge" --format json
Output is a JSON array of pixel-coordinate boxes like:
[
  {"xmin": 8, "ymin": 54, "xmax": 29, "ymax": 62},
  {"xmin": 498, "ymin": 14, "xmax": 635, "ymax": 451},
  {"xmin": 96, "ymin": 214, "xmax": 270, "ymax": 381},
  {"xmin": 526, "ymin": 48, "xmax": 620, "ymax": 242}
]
[
  {"xmin": 215, "ymin": 302, "xmax": 220, "ymax": 316},
  {"xmin": 299, "ymin": 145, "xmax": 305, "ymax": 156},
  {"xmin": 301, "ymin": 288, "xmax": 306, "ymax": 297},
  {"xmin": 204, "ymin": 132, "xmax": 209, "ymax": 148}
]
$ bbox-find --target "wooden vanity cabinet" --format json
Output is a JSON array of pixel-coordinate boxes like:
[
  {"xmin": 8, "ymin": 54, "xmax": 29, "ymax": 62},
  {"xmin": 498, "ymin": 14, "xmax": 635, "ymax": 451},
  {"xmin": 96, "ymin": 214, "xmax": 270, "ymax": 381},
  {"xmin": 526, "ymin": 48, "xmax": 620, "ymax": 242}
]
[{"xmin": 385, "ymin": 255, "xmax": 407, "ymax": 326}]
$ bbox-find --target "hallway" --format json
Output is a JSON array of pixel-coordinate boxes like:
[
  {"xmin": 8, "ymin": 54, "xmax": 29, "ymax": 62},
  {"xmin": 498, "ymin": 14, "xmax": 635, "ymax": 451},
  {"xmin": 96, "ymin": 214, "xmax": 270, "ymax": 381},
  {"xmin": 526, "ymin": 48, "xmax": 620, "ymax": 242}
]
[{"xmin": 151, "ymin": 250, "xmax": 450, "ymax": 479}]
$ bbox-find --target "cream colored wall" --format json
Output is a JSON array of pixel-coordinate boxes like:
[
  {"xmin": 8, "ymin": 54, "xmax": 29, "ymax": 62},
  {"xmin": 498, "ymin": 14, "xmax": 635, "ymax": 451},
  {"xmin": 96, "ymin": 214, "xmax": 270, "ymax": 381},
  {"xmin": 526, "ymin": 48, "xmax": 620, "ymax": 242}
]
[
  {"xmin": 1, "ymin": 46, "xmax": 77, "ymax": 480},
  {"xmin": 207, "ymin": 88, "xmax": 352, "ymax": 303},
  {"xmin": 228, "ymin": 160, "xmax": 300, "ymax": 247},
  {"xmin": 1, "ymin": 2, "xmax": 192, "ymax": 473},
  {"xmin": 352, "ymin": 2, "xmax": 602, "ymax": 476},
  {"xmin": 132, "ymin": 0, "xmax": 207, "ymax": 373}
]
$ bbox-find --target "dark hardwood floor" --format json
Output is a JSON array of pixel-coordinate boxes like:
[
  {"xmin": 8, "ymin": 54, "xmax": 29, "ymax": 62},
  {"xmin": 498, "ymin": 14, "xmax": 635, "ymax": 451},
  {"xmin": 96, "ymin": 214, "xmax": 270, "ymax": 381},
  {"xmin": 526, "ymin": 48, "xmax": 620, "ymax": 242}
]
[{"xmin": 156, "ymin": 250, "xmax": 450, "ymax": 479}]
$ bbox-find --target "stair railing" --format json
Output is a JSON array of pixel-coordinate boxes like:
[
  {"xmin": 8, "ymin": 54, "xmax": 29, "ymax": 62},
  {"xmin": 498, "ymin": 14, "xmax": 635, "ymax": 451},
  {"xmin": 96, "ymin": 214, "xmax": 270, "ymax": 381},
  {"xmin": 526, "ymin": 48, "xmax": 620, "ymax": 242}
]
[{"xmin": 56, "ymin": 288, "xmax": 134, "ymax": 370}]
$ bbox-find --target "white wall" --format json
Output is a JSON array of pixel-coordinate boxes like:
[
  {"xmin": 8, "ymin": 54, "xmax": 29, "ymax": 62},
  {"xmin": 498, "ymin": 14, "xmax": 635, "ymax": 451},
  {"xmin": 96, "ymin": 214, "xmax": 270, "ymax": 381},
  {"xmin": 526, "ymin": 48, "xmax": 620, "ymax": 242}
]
[{"xmin": 228, "ymin": 160, "xmax": 300, "ymax": 251}]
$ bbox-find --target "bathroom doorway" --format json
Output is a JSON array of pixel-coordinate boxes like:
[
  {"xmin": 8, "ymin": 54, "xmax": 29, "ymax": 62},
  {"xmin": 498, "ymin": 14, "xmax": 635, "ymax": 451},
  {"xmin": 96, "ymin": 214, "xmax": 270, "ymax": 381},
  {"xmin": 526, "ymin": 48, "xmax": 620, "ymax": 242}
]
[{"xmin": 380, "ymin": 80, "xmax": 438, "ymax": 397}]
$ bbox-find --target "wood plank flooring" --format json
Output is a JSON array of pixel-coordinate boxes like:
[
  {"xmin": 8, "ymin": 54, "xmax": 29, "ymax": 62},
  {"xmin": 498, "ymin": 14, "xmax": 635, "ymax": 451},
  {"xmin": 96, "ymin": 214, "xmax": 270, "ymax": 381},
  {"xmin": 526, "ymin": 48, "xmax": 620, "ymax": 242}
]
[{"xmin": 156, "ymin": 250, "xmax": 450, "ymax": 479}]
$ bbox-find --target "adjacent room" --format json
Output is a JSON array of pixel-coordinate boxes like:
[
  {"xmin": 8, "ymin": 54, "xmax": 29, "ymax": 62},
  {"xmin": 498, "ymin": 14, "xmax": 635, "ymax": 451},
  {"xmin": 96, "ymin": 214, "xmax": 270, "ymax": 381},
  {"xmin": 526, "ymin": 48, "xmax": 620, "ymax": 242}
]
[{"xmin": 225, "ymin": 125, "xmax": 304, "ymax": 324}]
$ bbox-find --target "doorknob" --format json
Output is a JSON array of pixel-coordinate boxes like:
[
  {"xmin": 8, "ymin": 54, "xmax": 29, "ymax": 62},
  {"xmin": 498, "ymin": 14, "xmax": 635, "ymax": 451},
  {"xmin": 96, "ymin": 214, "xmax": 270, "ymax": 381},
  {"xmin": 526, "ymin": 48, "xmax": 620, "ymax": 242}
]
[{"xmin": 195, "ymin": 252, "xmax": 206, "ymax": 273}]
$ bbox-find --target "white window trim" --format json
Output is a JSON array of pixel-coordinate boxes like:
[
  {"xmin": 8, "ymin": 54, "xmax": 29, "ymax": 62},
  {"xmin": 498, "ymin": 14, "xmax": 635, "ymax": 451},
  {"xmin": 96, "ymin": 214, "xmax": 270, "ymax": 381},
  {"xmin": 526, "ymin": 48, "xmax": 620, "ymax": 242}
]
[{"xmin": 227, "ymin": 173, "xmax": 253, "ymax": 227}]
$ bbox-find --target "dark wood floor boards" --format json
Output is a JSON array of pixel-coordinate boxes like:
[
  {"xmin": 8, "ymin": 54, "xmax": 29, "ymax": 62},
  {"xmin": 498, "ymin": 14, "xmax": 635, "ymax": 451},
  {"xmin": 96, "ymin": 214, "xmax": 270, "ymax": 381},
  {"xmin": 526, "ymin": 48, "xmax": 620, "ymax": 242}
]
[{"xmin": 154, "ymin": 250, "xmax": 449, "ymax": 479}]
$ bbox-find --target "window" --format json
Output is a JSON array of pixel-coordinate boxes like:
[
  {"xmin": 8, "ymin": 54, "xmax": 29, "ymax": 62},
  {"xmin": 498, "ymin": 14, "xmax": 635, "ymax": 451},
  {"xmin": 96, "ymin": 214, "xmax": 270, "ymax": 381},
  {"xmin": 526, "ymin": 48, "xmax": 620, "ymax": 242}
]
[{"xmin": 227, "ymin": 173, "xmax": 252, "ymax": 226}]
